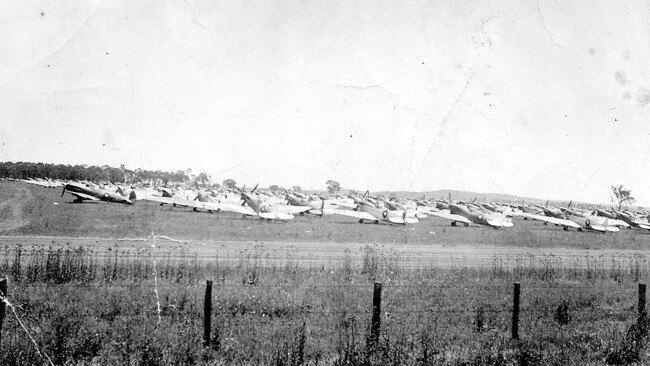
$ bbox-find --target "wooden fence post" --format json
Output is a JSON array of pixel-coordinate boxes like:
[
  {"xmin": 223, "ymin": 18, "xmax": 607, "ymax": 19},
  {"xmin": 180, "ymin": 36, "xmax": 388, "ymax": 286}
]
[
  {"xmin": 204, "ymin": 280, "xmax": 213, "ymax": 347},
  {"xmin": 367, "ymin": 281, "xmax": 382, "ymax": 351},
  {"xmin": 638, "ymin": 283, "xmax": 646, "ymax": 335},
  {"xmin": 0, "ymin": 277, "xmax": 6, "ymax": 343},
  {"xmin": 512, "ymin": 282, "xmax": 520, "ymax": 340}
]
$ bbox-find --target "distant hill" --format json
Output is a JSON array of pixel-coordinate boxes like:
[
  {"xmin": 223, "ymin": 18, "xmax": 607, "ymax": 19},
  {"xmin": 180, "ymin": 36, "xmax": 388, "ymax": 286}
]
[
  {"xmin": 373, "ymin": 189, "xmax": 581, "ymax": 207},
  {"xmin": 304, "ymin": 188, "xmax": 616, "ymax": 209}
]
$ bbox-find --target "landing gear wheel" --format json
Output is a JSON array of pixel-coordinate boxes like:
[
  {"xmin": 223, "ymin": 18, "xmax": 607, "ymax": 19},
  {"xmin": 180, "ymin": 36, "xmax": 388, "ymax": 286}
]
[
  {"xmin": 451, "ymin": 222, "xmax": 457, "ymax": 227},
  {"xmin": 463, "ymin": 222, "xmax": 469, "ymax": 227},
  {"xmin": 359, "ymin": 219, "xmax": 364, "ymax": 224}
]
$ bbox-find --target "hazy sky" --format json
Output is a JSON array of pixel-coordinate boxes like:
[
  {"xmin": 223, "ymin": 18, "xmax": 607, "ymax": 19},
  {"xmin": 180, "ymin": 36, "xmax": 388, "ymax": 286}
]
[{"xmin": 1, "ymin": 0, "xmax": 649, "ymax": 205}]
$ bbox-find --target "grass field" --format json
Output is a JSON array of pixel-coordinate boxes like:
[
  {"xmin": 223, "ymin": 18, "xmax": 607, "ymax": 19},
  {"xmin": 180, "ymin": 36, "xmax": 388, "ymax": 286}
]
[
  {"xmin": 1, "ymin": 180, "xmax": 650, "ymax": 365},
  {"xmin": 2, "ymin": 180, "xmax": 650, "ymax": 250}
]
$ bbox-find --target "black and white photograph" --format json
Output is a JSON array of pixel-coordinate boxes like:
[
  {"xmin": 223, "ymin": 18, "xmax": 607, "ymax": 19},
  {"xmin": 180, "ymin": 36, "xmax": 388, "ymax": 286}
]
[{"xmin": 1, "ymin": 0, "xmax": 649, "ymax": 364}]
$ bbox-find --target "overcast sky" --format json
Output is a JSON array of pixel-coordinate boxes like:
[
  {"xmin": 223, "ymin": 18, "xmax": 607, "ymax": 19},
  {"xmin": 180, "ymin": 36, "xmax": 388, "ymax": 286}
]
[{"xmin": 1, "ymin": 0, "xmax": 649, "ymax": 205}]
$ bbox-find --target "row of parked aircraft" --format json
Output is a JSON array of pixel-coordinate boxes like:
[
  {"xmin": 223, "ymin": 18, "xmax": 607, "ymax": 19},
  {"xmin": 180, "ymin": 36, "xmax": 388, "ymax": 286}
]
[{"xmin": 15, "ymin": 178, "xmax": 650, "ymax": 232}]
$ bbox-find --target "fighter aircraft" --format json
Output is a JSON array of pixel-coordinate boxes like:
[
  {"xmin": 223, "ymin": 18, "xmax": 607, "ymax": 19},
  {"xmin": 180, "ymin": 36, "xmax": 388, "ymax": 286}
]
[
  {"xmin": 140, "ymin": 187, "xmax": 204, "ymax": 211},
  {"xmin": 428, "ymin": 202, "xmax": 514, "ymax": 228},
  {"xmin": 61, "ymin": 183, "xmax": 134, "ymax": 204},
  {"xmin": 612, "ymin": 210, "xmax": 650, "ymax": 230},
  {"xmin": 521, "ymin": 202, "xmax": 622, "ymax": 232},
  {"xmin": 284, "ymin": 191, "xmax": 327, "ymax": 215},
  {"xmin": 323, "ymin": 193, "xmax": 418, "ymax": 225},
  {"xmin": 204, "ymin": 185, "xmax": 311, "ymax": 220},
  {"xmin": 21, "ymin": 178, "xmax": 64, "ymax": 188}
]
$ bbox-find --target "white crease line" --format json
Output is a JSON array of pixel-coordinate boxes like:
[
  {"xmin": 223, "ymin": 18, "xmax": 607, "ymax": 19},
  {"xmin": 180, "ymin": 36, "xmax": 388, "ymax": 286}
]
[
  {"xmin": 150, "ymin": 231, "xmax": 162, "ymax": 331},
  {"xmin": 0, "ymin": 291, "xmax": 55, "ymax": 366}
]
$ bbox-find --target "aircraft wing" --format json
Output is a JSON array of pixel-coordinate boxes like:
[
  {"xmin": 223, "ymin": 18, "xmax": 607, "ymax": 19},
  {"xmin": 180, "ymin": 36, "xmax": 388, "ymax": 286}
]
[
  {"xmin": 388, "ymin": 217, "xmax": 419, "ymax": 224},
  {"xmin": 142, "ymin": 195, "xmax": 202, "ymax": 209},
  {"xmin": 214, "ymin": 203, "xmax": 257, "ymax": 216},
  {"xmin": 632, "ymin": 220, "xmax": 650, "ymax": 230},
  {"xmin": 429, "ymin": 211, "xmax": 471, "ymax": 225},
  {"xmin": 587, "ymin": 223, "xmax": 607, "ymax": 232},
  {"xmin": 323, "ymin": 209, "xmax": 377, "ymax": 221},
  {"xmin": 273, "ymin": 205, "xmax": 311, "ymax": 214},
  {"xmin": 198, "ymin": 202, "xmax": 223, "ymax": 211},
  {"xmin": 142, "ymin": 195, "xmax": 175, "ymax": 205},
  {"xmin": 524, "ymin": 214, "xmax": 582, "ymax": 229},
  {"xmin": 173, "ymin": 198, "xmax": 203, "ymax": 209},
  {"xmin": 200, "ymin": 201, "xmax": 262, "ymax": 216},
  {"xmin": 417, "ymin": 208, "xmax": 440, "ymax": 216},
  {"xmin": 487, "ymin": 218, "xmax": 514, "ymax": 227},
  {"xmin": 607, "ymin": 219, "xmax": 630, "ymax": 228},
  {"xmin": 326, "ymin": 200, "xmax": 357, "ymax": 209},
  {"xmin": 69, "ymin": 192, "xmax": 100, "ymax": 201},
  {"xmin": 259, "ymin": 212, "xmax": 294, "ymax": 220}
]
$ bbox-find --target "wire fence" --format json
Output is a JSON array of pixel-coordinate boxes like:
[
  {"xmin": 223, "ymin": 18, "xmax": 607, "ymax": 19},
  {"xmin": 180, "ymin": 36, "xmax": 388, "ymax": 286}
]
[
  {"xmin": 0, "ymin": 279, "xmax": 643, "ymax": 322},
  {"xmin": 2, "ymin": 277, "xmax": 649, "ymax": 366},
  {"xmin": 2, "ymin": 233, "xmax": 650, "ymax": 364}
]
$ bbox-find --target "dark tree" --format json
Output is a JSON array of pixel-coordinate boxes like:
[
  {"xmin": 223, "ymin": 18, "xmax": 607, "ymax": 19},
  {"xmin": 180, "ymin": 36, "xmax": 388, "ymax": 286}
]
[
  {"xmin": 223, "ymin": 179, "xmax": 237, "ymax": 188},
  {"xmin": 611, "ymin": 185, "xmax": 635, "ymax": 211},
  {"xmin": 326, "ymin": 180, "xmax": 341, "ymax": 194},
  {"xmin": 197, "ymin": 172, "xmax": 210, "ymax": 186}
]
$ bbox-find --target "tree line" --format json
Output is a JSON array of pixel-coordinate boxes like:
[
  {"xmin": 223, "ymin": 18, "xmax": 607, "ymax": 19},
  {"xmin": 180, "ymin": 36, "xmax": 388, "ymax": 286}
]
[{"xmin": 0, "ymin": 161, "xmax": 190, "ymax": 185}]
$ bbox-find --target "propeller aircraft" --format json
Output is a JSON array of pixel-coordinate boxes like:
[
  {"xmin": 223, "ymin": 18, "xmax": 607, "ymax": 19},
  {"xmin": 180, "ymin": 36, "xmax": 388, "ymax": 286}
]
[{"xmin": 61, "ymin": 183, "xmax": 134, "ymax": 205}]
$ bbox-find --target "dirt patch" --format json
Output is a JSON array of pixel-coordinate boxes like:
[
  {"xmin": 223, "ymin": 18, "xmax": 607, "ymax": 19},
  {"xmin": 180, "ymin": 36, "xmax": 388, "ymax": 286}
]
[{"xmin": 2, "ymin": 236, "xmax": 649, "ymax": 270}]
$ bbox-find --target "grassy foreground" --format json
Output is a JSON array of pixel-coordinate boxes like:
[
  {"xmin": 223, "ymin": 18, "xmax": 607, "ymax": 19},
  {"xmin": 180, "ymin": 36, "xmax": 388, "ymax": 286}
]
[{"xmin": 1, "ymin": 242, "xmax": 649, "ymax": 365}]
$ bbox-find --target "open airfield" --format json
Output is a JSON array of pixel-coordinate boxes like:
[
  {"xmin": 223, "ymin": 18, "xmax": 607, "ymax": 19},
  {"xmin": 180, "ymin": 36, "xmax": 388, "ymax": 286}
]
[
  {"xmin": 1, "ymin": 179, "xmax": 649, "ymax": 265},
  {"xmin": 3, "ymin": 179, "xmax": 650, "ymax": 365}
]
